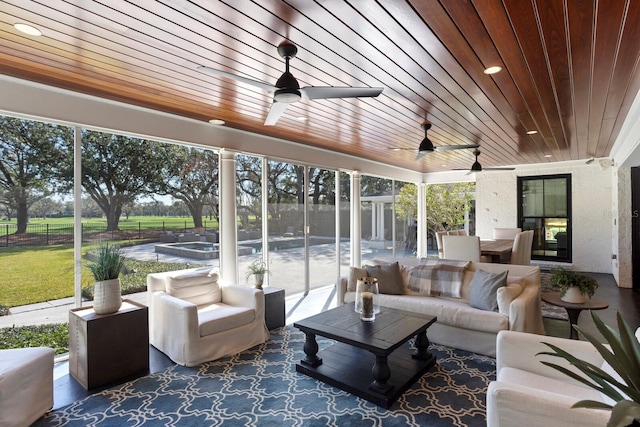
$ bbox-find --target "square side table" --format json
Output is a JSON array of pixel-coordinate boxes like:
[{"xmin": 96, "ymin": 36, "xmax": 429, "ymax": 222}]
[
  {"xmin": 69, "ymin": 299, "xmax": 149, "ymax": 389},
  {"xmin": 263, "ymin": 287, "xmax": 285, "ymax": 330}
]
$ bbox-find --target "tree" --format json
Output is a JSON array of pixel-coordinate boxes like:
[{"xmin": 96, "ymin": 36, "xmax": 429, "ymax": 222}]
[
  {"xmin": 396, "ymin": 182, "xmax": 475, "ymax": 238},
  {"xmin": 0, "ymin": 117, "xmax": 71, "ymax": 233},
  {"xmin": 153, "ymin": 146, "xmax": 218, "ymax": 228},
  {"xmin": 80, "ymin": 130, "xmax": 167, "ymax": 231}
]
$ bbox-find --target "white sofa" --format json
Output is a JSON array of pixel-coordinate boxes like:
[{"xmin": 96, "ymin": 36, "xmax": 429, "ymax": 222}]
[
  {"xmin": 487, "ymin": 328, "xmax": 640, "ymax": 426},
  {"xmin": 336, "ymin": 257, "xmax": 545, "ymax": 357},
  {"xmin": 147, "ymin": 267, "xmax": 269, "ymax": 366}
]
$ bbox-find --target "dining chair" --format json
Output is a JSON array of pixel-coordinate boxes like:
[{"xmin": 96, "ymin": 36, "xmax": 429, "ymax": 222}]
[
  {"xmin": 510, "ymin": 230, "xmax": 534, "ymax": 265},
  {"xmin": 436, "ymin": 230, "xmax": 448, "ymax": 259},
  {"xmin": 442, "ymin": 235, "xmax": 481, "ymax": 262},
  {"xmin": 492, "ymin": 227, "xmax": 521, "ymax": 240}
]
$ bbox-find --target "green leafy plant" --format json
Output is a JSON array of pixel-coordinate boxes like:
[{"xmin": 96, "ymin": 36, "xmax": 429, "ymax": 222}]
[
  {"xmin": 245, "ymin": 258, "xmax": 269, "ymax": 280},
  {"xmin": 0, "ymin": 302, "xmax": 10, "ymax": 316},
  {"xmin": 87, "ymin": 242, "xmax": 126, "ymax": 281},
  {"xmin": 538, "ymin": 311, "xmax": 640, "ymax": 427},
  {"xmin": 549, "ymin": 268, "xmax": 599, "ymax": 298}
]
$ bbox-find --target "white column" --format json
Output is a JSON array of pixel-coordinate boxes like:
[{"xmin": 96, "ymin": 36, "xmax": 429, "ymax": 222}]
[
  {"xmin": 219, "ymin": 150, "xmax": 238, "ymax": 283},
  {"xmin": 335, "ymin": 170, "xmax": 341, "ymax": 281},
  {"xmin": 73, "ymin": 127, "xmax": 83, "ymax": 307},
  {"xmin": 371, "ymin": 202, "xmax": 377, "ymax": 239},
  {"xmin": 417, "ymin": 183, "xmax": 427, "ymax": 258},
  {"xmin": 350, "ymin": 171, "xmax": 361, "ymax": 267},
  {"xmin": 378, "ymin": 203, "xmax": 385, "ymax": 240}
]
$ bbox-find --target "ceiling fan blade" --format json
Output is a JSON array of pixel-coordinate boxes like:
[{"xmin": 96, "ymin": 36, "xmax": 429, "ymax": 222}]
[
  {"xmin": 301, "ymin": 86, "xmax": 383, "ymax": 100},
  {"xmin": 198, "ymin": 66, "xmax": 276, "ymax": 93},
  {"xmin": 264, "ymin": 101, "xmax": 289, "ymax": 126},
  {"xmin": 484, "ymin": 167, "xmax": 516, "ymax": 171},
  {"xmin": 415, "ymin": 151, "xmax": 427, "ymax": 160},
  {"xmin": 434, "ymin": 144, "xmax": 480, "ymax": 151}
]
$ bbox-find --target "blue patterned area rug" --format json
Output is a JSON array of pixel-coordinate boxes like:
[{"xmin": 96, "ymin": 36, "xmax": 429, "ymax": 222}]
[{"xmin": 35, "ymin": 327, "xmax": 495, "ymax": 427}]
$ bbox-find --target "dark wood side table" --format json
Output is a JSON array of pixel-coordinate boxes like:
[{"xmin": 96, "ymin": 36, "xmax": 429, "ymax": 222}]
[
  {"xmin": 263, "ymin": 286, "xmax": 285, "ymax": 330},
  {"xmin": 541, "ymin": 292, "xmax": 609, "ymax": 339},
  {"xmin": 69, "ymin": 299, "xmax": 149, "ymax": 389}
]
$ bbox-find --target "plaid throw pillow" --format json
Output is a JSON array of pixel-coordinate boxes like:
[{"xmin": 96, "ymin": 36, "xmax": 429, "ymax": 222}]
[{"xmin": 408, "ymin": 259, "xmax": 470, "ymax": 298}]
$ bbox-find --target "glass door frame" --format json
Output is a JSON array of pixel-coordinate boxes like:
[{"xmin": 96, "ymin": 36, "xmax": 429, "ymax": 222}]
[{"xmin": 517, "ymin": 173, "xmax": 572, "ymax": 262}]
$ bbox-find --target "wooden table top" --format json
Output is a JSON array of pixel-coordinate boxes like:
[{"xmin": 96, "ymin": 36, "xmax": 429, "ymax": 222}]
[
  {"xmin": 480, "ymin": 239, "xmax": 514, "ymax": 256},
  {"xmin": 293, "ymin": 303, "xmax": 436, "ymax": 354},
  {"xmin": 541, "ymin": 292, "xmax": 609, "ymax": 310}
]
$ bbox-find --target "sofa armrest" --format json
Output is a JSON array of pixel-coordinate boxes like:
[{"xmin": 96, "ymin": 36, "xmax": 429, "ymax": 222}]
[
  {"xmin": 496, "ymin": 330, "xmax": 604, "ymax": 380},
  {"xmin": 150, "ymin": 291, "xmax": 200, "ymax": 343},
  {"xmin": 220, "ymin": 285, "xmax": 265, "ymax": 319},
  {"xmin": 487, "ymin": 380, "xmax": 610, "ymax": 427},
  {"xmin": 336, "ymin": 276, "xmax": 348, "ymax": 305},
  {"xmin": 508, "ymin": 282, "xmax": 545, "ymax": 334}
]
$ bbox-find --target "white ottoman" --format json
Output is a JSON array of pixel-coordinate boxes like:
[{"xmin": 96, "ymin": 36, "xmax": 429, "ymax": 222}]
[{"xmin": 0, "ymin": 347, "xmax": 54, "ymax": 427}]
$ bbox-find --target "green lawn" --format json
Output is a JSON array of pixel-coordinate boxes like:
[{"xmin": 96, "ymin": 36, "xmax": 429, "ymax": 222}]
[
  {"xmin": 0, "ymin": 215, "xmax": 219, "ymax": 231},
  {"xmin": 0, "ymin": 244, "xmax": 206, "ymax": 308}
]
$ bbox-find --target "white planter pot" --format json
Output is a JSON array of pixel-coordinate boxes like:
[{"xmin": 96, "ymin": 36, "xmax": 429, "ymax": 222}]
[
  {"xmin": 560, "ymin": 285, "xmax": 585, "ymax": 304},
  {"xmin": 93, "ymin": 278, "xmax": 122, "ymax": 314},
  {"xmin": 254, "ymin": 273, "xmax": 264, "ymax": 290}
]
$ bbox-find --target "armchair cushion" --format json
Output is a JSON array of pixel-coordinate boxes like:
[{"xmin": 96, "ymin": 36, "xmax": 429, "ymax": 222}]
[
  {"xmin": 198, "ymin": 303, "xmax": 255, "ymax": 336},
  {"xmin": 166, "ymin": 267, "xmax": 221, "ymax": 306}
]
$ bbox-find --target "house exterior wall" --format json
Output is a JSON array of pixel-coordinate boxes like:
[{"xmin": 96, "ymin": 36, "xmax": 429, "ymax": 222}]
[
  {"xmin": 475, "ymin": 162, "xmax": 614, "ymax": 274},
  {"xmin": 614, "ymin": 167, "xmax": 633, "ymax": 288}
]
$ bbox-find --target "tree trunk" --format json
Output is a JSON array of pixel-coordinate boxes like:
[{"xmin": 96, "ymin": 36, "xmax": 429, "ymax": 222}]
[{"xmin": 16, "ymin": 201, "xmax": 29, "ymax": 234}]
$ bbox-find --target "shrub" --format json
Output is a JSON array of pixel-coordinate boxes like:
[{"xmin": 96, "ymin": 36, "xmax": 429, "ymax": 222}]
[
  {"xmin": 0, "ymin": 323, "xmax": 69, "ymax": 355},
  {"xmin": 0, "ymin": 302, "xmax": 10, "ymax": 316}
]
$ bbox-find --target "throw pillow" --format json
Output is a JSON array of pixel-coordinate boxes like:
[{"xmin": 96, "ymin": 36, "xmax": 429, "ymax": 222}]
[
  {"xmin": 348, "ymin": 266, "xmax": 367, "ymax": 292},
  {"xmin": 468, "ymin": 269, "xmax": 508, "ymax": 311},
  {"xmin": 364, "ymin": 262, "xmax": 404, "ymax": 295},
  {"xmin": 408, "ymin": 259, "xmax": 469, "ymax": 298},
  {"xmin": 166, "ymin": 267, "xmax": 221, "ymax": 306}
]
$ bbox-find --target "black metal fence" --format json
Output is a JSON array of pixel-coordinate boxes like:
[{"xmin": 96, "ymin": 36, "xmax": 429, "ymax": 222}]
[{"xmin": 0, "ymin": 221, "xmax": 218, "ymax": 247}]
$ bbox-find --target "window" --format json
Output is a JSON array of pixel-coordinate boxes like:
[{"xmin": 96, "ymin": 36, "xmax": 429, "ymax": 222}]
[{"xmin": 518, "ymin": 174, "xmax": 572, "ymax": 262}]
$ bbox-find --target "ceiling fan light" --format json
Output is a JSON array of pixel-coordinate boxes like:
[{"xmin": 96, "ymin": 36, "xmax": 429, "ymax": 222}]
[
  {"xmin": 471, "ymin": 161, "xmax": 482, "ymax": 172},
  {"xmin": 418, "ymin": 136, "xmax": 434, "ymax": 152},
  {"xmin": 274, "ymin": 88, "xmax": 301, "ymax": 103}
]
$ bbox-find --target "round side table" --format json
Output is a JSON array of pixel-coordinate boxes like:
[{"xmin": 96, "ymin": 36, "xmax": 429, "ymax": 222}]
[{"xmin": 541, "ymin": 292, "xmax": 609, "ymax": 339}]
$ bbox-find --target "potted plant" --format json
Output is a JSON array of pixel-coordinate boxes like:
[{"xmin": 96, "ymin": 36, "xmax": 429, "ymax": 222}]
[
  {"xmin": 245, "ymin": 258, "xmax": 269, "ymax": 290},
  {"xmin": 549, "ymin": 268, "xmax": 598, "ymax": 303},
  {"xmin": 538, "ymin": 311, "xmax": 640, "ymax": 426},
  {"xmin": 87, "ymin": 242, "xmax": 125, "ymax": 314}
]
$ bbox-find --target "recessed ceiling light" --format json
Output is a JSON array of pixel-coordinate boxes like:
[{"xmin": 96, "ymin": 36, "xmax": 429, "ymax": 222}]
[
  {"xmin": 295, "ymin": 116, "xmax": 307, "ymax": 122},
  {"xmin": 208, "ymin": 119, "xmax": 225, "ymax": 125},
  {"xmin": 526, "ymin": 130, "xmax": 538, "ymax": 135},
  {"xmin": 483, "ymin": 65, "xmax": 502, "ymax": 75},
  {"xmin": 14, "ymin": 23, "xmax": 41, "ymax": 36},
  {"xmin": 391, "ymin": 148, "xmax": 401, "ymax": 152},
  {"xmin": 544, "ymin": 154, "xmax": 552, "ymax": 158}
]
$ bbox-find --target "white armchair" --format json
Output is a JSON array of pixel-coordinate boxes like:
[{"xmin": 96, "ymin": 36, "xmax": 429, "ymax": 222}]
[
  {"xmin": 486, "ymin": 329, "xmax": 638, "ymax": 427},
  {"xmin": 147, "ymin": 267, "xmax": 269, "ymax": 367}
]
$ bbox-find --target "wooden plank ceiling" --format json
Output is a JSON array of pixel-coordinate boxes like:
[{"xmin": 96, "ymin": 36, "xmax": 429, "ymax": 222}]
[{"xmin": 1, "ymin": 0, "xmax": 639, "ymax": 173}]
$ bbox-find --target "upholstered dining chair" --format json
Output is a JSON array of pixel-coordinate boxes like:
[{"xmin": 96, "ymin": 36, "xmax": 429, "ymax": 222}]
[
  {"xmin": 510, "ymin": 230, "xmax": 534, "ymax": 265},
  {"xmin": 492, "ymin": 227, "xmax": 522, "ymax": 240},
  {"xmin": 435, "ymin": 230, "xmax": 448, "ymax": 258},
  {"xmin": 442, "ymin": 235, "xmax": 481, "ymax": 262}
]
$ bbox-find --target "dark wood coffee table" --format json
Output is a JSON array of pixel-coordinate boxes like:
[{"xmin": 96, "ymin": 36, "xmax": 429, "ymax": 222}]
[{"xmin": 293, "ymin": 303, "xmax": 437, "ymax": 408}]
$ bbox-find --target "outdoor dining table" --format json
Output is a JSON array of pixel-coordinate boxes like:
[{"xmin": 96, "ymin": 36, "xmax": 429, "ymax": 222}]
[{"xmin": 480, "ymin": 239, "xmax": 513, "ymax": 263}]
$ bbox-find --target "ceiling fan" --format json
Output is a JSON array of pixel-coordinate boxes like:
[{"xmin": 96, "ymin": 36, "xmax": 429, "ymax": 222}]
[
  {"xmin": 198, "ymin": 41, "xmax": 384, "ymax": 126},
  {"xmin": 456, "ymin": 149, "xmax": 516, "ymax": 174},
  {"xmin": 414, "ymin": 123, "xmax": 479, "ymax": 160}
]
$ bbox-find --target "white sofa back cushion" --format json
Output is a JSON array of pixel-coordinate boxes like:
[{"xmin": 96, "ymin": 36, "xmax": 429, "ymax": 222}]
[{"xmin": 166, "ymin": 267, "xmax": 221, "ymax": 306}]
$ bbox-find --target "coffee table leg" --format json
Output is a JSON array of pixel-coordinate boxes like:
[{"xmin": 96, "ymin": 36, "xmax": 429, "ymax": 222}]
[
  {"xmin": 412, "ymin": 330, "xmax": 433, "ymax": 361},
  {"xmin": 300, "ymin": 332, "xmax": 322, "ymax": 368},
  {"xmin": 369, "ymin": 355, "xmax": 394, "ymax": 395}
]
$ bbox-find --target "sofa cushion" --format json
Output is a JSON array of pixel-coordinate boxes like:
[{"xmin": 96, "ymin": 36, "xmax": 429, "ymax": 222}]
[
  {"xmin": 469, "ymin": 269, "xmax": 508, "ymax": 311},
  {"xmin": 166, "ymin": 267, "xmax": 221, "ymax": 307},
  {"xmin": 348, "ymin": 266, "xmax": 367, "ymax": 292},
  {"xmin": 197, "ymin": 303, "xmax": 255, "ymax": 336},
  {"xmin": 365, "ymin": 262, "xmax": 404, "ymax": 295},
  {"xmin": 496, "ymin": 277, "xmax": 525, "ymax": 315},
  {"xmin": 498, "ymin": 367, "xmax": 603, "ymax": 402},
  {"xmin": 407, "ymin": 260, "xmax": 469, "ymax": 298}
]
